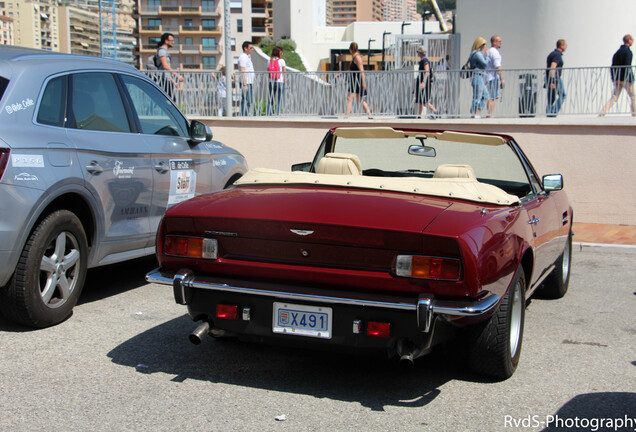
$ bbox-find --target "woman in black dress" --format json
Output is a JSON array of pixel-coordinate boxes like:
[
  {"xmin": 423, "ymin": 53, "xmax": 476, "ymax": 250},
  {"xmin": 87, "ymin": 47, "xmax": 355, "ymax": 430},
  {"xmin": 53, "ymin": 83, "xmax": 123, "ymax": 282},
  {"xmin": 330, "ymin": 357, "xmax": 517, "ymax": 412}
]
[
  {"xmin": 345, "ymin": 42, "xmax": 372, "ymax": 117},
  {"xmin": 414, "ymin": 45, "xmax": 437, "ymax": 118}
]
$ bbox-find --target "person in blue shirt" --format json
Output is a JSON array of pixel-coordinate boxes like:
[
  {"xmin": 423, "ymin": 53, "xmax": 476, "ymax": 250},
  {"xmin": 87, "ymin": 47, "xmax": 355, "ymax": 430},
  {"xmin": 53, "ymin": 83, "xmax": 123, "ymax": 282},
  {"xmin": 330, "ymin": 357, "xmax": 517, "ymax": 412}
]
[
  {"xmin": 546, "ymin": 39, "xmax": 567, "ymax": 117},
  {"xmin": 600, "ymin": 34, "xmax": 635, "ymax": 116},
  {"xmin": 469, "ymin": 36, "xmax": 490, "ymax": 118}
]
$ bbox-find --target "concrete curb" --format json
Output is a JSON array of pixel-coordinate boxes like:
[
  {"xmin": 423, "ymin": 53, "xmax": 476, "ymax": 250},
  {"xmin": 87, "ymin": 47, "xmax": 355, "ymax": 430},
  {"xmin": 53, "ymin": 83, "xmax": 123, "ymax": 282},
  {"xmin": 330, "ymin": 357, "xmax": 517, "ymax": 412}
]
[{"xmin": 574, "ymin": 242, "xmax": 636, "ymax": 254}]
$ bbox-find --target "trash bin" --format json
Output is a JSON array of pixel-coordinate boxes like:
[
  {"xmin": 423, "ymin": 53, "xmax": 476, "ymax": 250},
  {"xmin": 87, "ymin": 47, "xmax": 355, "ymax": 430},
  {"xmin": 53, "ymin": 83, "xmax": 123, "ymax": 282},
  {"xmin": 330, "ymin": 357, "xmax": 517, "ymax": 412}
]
[{"xmin": 519, "ymin": 73, "xmax": 538, "ymax": 117}]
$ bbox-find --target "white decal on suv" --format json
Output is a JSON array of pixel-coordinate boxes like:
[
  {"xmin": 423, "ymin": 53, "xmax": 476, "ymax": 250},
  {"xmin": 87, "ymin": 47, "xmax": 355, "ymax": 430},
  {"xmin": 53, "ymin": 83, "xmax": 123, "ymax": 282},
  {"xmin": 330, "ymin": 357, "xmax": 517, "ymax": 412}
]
[
  {"xmin": 4, "ymin": 98, "xmax": 34, "ymax": 114},
  {"xmin": 12, "ymin": 154, "xmax": 44, "ymax": 168},
  {"xmin": 15, "ymin": 173, "xmax": 39, "ymax": 181},
  {"xmin": 113, "ymin": 160, "xmax": 135, "ymax": 178}
]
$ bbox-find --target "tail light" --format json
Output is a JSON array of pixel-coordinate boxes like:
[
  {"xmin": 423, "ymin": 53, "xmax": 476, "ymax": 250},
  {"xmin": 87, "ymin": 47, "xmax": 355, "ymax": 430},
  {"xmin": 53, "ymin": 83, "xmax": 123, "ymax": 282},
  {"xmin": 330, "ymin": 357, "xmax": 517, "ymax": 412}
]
[
  {"xmin": 395, "ymin": 255, "xmax": 461, "ymax": 281},
  {"xmin": 163, "ymin": 236, "xmax": 218, "ymax": 259},
  {"xmin": 0, "ymin": 149, "xmax": 9, "ymax": 181}
]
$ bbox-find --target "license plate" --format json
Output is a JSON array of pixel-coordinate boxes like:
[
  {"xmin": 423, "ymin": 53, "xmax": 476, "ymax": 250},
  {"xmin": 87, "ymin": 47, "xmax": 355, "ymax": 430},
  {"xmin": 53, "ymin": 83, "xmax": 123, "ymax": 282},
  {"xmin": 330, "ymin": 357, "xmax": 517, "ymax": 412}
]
[{"xmin": 273, "ymin": 302, "xmax": 332, "ymax": 339}]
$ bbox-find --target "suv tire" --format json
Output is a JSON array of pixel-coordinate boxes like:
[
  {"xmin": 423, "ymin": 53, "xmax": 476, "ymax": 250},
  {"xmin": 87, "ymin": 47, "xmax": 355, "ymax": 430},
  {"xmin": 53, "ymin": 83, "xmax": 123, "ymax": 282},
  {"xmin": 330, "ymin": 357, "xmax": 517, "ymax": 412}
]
[{"xmin": 0, "ymin": 210, "xmax": 88, "ymax": 328}]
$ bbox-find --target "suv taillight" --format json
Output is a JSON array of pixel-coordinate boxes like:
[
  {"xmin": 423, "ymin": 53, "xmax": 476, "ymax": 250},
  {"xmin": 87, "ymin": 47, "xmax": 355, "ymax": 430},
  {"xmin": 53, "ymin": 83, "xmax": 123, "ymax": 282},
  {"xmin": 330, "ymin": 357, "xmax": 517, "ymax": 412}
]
[{"xmin": 0, "ymin": 149, "xmax": 9, "ymax": 181}]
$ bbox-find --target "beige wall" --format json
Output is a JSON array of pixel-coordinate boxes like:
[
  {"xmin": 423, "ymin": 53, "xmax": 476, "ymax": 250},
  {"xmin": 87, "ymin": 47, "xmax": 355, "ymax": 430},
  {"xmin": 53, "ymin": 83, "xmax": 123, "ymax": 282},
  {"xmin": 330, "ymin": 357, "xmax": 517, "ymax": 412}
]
[{"xmin": 198, "ymin": 118, "xmax": 636, "ymax": 226}]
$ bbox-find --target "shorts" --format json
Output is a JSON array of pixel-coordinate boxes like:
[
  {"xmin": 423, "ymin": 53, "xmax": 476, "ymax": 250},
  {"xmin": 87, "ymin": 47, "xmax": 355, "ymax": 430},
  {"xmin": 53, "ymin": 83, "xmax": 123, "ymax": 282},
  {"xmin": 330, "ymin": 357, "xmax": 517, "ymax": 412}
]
[{"xmin": 487, "ymin": 77, "xmax": 501, "ymax": 100}]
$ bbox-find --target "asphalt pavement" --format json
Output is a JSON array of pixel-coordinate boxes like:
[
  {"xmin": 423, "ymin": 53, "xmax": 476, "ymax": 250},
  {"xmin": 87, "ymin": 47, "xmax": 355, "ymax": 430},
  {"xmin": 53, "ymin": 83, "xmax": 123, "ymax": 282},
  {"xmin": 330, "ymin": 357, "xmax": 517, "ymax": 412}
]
[{"xmin": 0, "ymin": 249, "xmax": 635, "ymax": 432}]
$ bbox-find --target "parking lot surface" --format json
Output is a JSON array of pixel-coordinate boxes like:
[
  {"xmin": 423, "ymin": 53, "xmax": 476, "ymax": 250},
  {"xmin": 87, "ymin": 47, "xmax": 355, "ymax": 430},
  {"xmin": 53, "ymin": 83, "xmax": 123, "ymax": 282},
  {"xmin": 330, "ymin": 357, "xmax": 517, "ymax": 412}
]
[{"xmin": 1, "ymin": 249, "xmax": 635, "ymax": 432}]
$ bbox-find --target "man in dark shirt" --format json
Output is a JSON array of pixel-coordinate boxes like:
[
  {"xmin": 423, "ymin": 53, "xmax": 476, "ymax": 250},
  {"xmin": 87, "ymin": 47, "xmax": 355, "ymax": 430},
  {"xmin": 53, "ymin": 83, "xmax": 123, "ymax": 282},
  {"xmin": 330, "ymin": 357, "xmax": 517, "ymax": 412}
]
[
  {"xmin": 546, "ymin": 39, "xmax": 567, "ymax": 117},
  {"xmin": 600, "ymin": 34, "xmax": 635, "ymax": 116}
]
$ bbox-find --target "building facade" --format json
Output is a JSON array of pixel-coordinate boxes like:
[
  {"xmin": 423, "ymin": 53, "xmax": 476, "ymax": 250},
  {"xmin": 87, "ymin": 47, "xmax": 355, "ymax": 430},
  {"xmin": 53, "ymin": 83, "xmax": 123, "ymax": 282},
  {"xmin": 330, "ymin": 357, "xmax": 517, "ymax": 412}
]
[
  {"xmin": 0, "ymin": 12, "xmax": 13, "ymax": 45},
  {"xmin": 2, "ymin": 0, "xmax": 59, "ymax": 51}
]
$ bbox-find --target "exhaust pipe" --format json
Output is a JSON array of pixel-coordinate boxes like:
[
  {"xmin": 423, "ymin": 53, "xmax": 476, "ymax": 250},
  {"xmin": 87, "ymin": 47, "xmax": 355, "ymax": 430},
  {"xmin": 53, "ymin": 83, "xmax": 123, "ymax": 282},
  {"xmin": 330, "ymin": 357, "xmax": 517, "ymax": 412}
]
[
  {"xmin": 189, "ymin": 322, "xmax": 211, "ymax": 345},
  {"xmin": 399, "ymin": 352, "xmax": 415, "ymax": 368}
]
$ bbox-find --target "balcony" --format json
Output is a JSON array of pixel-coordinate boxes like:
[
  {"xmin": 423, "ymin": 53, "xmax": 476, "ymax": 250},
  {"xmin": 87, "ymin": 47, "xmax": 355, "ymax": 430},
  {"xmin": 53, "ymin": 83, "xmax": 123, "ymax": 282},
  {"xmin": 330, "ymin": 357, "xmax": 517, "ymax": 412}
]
[
  {"xmin": 181, "ymin": 63, "xmax": 202, "ymax": 70},
  {"xmin": 158, "ymin": 5, "xmax": 202, "ymax": 16},
  {"xmin": 180, "ymin": 24, "xmax": 221, "ymax": 35}
]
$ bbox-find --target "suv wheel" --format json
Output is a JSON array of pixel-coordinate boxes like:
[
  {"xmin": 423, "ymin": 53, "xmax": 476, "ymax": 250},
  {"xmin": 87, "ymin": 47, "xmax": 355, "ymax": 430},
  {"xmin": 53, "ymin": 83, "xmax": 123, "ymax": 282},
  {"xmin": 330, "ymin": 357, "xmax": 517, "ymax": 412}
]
[{"xmin": 0, "ymin": 210, "xmax": 88, "ymax": 328}]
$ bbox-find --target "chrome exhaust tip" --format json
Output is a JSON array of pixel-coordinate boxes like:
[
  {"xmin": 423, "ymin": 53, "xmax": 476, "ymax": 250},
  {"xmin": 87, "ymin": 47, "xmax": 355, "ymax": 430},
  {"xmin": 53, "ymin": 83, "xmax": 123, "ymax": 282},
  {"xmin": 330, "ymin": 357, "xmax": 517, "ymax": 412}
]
[{"xmin": 189, "ymin": 322, "xmax": 211, "ymax": 345}]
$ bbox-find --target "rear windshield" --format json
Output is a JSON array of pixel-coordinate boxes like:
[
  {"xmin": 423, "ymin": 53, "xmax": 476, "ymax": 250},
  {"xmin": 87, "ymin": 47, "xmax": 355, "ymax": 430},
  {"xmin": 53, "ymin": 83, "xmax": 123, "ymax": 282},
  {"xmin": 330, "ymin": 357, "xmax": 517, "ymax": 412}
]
[{"xmin": 0, "ymin": 77, "xmax": 8, "ymax": 102}]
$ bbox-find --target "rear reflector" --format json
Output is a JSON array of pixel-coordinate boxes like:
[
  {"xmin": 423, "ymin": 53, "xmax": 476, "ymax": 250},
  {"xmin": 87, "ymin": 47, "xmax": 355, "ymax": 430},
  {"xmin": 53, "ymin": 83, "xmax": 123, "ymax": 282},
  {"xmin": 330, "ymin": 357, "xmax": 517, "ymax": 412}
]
[
  {"xmin": 216, "ymin": 304, "xmax": 238, "ymax": 320},
  {"xmin": 395, "ymin": 255, "xmax": 461, "ymax": 281},
  {"xmin": 367, "ymin": 321, "xmax": 391, "ymax": 338}
]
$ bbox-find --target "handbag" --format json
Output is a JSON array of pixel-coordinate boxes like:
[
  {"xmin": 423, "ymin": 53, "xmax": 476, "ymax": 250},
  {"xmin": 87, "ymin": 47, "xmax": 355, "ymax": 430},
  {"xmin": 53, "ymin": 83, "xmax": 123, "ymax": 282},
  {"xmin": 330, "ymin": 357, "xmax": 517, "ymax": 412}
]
[{"xmin": 460, "ymin": 52, "xmax": 473, "ymax": 79}]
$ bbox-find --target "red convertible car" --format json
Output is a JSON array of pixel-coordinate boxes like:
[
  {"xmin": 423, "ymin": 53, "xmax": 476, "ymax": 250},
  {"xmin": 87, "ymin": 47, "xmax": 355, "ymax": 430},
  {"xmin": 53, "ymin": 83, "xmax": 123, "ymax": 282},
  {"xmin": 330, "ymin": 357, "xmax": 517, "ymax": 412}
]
[{"xmin": 146, "ymin": 127, "xmax": 572, "ymax": 379}]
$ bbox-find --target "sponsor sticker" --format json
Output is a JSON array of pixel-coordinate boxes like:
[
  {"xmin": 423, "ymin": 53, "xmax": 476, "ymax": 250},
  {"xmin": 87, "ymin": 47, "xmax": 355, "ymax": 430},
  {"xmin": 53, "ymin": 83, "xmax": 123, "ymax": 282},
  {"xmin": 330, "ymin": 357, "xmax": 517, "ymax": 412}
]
[{"xmin": 12, "ymin": 154, "xmax": 44, "ymax": 168}]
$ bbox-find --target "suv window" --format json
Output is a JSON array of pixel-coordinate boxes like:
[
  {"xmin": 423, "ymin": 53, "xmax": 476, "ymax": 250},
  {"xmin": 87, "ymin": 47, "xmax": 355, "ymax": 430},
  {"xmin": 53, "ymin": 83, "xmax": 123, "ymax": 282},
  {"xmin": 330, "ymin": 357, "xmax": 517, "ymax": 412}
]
[
  {"xmin": 70, "ymin": 72, "xmax": 131, "ymax": 133},
  {"xmin": 37, "ymin": 75, "xmax": 67, "ymax": 127},
  {"xmin": 120, "ymin": 74, "xmax": 189, "ymax": 137}
]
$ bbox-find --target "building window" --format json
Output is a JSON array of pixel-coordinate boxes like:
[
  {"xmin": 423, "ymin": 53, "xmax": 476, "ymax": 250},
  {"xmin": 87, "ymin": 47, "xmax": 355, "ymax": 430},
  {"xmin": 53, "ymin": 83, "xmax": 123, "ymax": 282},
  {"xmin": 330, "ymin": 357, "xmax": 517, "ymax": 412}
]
[
  {"xmin": 237, "ymin": 19, "xmax": 242, "ymax": 32},
  {"xmin": 202, "ymin": 0, "xmax": 215, "ymax": 12},
  {"xmin": 202, "ymin": 19, "xmax": 215, "ymax": 30},
  {"xmin": 184, "ymin": 19, "xmax": 193, "ymax": 28},
  {"xmin": 202, "ymin": 56, "xmax": 216, "ymax": 69},
  {"xmin": 202, "ymin": 38, "xmax": 216, "ymax": 50},
  {"xmin": 148, "ymin": 18, "xmax": 161, "ymax": 31}
]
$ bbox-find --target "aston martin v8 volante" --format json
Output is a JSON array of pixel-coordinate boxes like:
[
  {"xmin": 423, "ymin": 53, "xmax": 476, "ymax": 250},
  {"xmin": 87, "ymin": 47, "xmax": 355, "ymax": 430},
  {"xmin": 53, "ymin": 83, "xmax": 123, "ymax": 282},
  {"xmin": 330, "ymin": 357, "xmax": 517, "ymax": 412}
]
[{"xmin": 147, "ymin": 127, "xmax": 572, "ymax": 379}]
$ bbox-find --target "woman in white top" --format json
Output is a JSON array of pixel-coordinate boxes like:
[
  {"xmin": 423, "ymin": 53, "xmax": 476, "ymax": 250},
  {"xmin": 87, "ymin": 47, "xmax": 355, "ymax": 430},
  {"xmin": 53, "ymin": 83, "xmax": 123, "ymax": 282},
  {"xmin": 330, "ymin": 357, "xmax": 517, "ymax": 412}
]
[{"xmin": 267, "ymin": 46, "xmax": 287, "ymax": 116}]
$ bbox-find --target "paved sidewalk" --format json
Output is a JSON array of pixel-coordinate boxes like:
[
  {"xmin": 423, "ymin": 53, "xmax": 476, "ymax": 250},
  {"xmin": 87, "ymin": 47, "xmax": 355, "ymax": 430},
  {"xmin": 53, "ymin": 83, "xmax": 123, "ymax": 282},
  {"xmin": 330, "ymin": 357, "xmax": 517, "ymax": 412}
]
[{"xmin": 572, "ymin": 222, "xmax": 636, "ymax": 245}]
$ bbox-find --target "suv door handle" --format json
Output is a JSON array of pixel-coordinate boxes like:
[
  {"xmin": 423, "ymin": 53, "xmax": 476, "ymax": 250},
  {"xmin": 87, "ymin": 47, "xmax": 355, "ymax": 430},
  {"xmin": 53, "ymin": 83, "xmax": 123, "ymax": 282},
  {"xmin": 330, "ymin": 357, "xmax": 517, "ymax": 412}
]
[
  {"xmin": 85, "ymin": 161, "xmax": 103, "ymax": 174},
  {"xmin": 154, "ymin": 161, "xmax": 170, "ymax": 173}
]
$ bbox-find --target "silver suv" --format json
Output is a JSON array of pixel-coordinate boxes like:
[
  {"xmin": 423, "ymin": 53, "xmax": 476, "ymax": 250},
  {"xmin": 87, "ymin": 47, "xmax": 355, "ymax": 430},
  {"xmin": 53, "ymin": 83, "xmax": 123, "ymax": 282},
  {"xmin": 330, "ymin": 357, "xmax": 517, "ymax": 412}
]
[{"xmin": 0, "ymin": 47, "xmax": 247, "ymax": 328}]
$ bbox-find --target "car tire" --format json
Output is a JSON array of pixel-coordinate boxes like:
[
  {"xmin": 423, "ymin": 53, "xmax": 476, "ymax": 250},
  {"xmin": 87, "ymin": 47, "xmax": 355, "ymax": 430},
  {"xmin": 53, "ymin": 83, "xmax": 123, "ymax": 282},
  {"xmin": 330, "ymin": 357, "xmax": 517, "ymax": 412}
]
[
  {"xmin": 538, "ymin": 232, "xmax": 572, "ymax": 299},
  {"xmin": 467, "ymin": 266, "xmax": 525, "ymax": 380},
  {"xmin": 0, "ymin": 210, "xmax": 88, "ymax": 328}
]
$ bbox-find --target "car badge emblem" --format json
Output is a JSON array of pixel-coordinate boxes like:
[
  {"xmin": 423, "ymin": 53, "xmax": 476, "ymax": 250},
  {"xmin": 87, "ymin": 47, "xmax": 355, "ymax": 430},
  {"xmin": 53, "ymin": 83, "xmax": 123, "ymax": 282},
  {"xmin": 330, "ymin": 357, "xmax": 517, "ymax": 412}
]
[{"xmin": 290, "ymin": 229, "xmax": 314, "ymax": 236}]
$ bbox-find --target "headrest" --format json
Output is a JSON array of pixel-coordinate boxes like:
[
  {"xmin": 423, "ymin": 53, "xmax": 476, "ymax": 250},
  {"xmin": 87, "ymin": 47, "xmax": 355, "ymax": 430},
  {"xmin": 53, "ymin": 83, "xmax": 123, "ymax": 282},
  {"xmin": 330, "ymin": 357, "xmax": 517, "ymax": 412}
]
[
  {"xmin": 316, "ymin": 153, "xmax": 362, "ymax": 175},
  {"xmin": 433, "ymin": 164, "xmax": 476, "ymax": 179}
]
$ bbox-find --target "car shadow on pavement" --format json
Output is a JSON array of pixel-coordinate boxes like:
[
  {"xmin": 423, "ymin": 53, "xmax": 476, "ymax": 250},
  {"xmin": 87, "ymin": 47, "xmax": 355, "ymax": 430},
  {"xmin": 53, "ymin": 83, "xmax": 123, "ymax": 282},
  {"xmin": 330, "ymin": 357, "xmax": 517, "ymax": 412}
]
[
  {"xmin": 540, "ymin": 392, "xmax": 636, "ymax": 431},
  {"xmin": 78, "ymin": 255, "xmax": 158, "ymax": 305},
  {"xmin": 107, "ymin": 315, "xmax": 483, "ymax": 411}
]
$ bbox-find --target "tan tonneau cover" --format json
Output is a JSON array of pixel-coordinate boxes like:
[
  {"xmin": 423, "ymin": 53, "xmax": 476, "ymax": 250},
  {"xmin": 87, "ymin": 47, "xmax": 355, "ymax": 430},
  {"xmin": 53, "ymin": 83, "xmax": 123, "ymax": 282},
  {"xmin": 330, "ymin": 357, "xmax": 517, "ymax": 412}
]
[{"xmin": 235, "ymin": 168, "xmax": 520, "ymax": 206}]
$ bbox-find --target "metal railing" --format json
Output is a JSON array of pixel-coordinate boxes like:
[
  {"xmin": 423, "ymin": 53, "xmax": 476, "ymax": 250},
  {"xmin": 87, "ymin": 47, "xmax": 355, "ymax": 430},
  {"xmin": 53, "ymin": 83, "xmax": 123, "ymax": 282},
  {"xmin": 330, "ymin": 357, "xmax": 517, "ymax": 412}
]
[{"xmin": 145, "ymin": 66, "xmax": 636, "ymax": 119}]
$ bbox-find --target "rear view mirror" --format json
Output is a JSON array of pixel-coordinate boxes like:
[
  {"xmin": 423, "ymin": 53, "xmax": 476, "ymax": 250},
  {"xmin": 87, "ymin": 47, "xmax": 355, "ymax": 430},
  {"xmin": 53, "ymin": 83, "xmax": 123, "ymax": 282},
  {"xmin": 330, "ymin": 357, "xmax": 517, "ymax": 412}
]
[
  {"xmin": 543, "ymin": 174, "xmax": 563, "ymax": 191},
  {"xmin": 190, "ymin": 120, "xmax": 212, "ymax": 143},
  {"xmin": 408, "ymin": 145, "xmax": 436, "ymax": 157}
]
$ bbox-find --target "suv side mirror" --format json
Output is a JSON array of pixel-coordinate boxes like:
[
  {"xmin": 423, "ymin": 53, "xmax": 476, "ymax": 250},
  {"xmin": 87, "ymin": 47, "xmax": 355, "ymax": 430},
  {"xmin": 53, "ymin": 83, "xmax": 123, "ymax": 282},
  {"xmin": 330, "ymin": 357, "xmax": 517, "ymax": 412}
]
[
  {"xmin": 543, "ymin": 174, "xmax": 563, "ymax": 191},
  {"xmin": 190, "ymin": 120, "xmax": 212, "ymax": 143}
]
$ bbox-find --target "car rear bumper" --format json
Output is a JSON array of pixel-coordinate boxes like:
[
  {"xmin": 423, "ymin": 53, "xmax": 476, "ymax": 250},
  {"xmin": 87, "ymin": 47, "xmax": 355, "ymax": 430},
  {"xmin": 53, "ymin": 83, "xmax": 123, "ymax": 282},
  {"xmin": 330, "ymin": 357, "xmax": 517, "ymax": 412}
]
[{"xmin": 147, "ymin": 267, "xmax": 500, "ymax": 336}]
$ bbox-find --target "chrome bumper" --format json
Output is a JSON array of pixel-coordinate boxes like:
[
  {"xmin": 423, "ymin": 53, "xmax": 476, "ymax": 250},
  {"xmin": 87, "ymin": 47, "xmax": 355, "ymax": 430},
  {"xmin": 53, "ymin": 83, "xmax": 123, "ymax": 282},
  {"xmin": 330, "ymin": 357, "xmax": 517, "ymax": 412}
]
[{"xmin": 146, "ymin": 268, "xmax": 500, "ymax": 333}]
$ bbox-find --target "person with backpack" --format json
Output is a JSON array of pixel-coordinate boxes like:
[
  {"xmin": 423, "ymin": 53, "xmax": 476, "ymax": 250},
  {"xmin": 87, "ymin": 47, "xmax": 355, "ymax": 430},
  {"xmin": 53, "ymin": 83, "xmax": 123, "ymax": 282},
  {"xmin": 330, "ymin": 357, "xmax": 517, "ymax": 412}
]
[
  {"xmin": 154, "ymin": 33, "xmax": 183, "ymax": 100},
  {"xmin": 414, "ymin": 45, "xmax": 437, "ymax": 119},
  {"xmin": 469, "ymin": 36, "xmax": 490, "ymax": 118},
  {"xmin": 267, "ymin": 46, "xmax": 287, "ymax": 116}
]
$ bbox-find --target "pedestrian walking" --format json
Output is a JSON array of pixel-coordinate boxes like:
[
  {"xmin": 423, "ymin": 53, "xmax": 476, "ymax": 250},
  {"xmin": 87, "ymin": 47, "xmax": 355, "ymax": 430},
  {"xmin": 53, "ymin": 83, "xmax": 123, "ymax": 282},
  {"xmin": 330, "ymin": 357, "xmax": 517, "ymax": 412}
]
[
  {"xmin": 345, "ymin": 42, "xmax": 372, "ymax": 118},
  {"xmin": 486, "ymin": 35, "xmax": 505, "ymax": 117},
  {"xmin": 469, "ymin": 36, "xmax": 489, "ymax": 118},
  {"xmin": 414, "ymin": 46, "xmax": 437, "ymax": 118},
  {"xmin": 546, "ymin": 39, "xmax": 567, "ymax": 117},
  {"xmin": 216, "ymin": 74, "xmax": 226, "ymax": 117},
  {"xmin": 600, "ymin": 34, "xmax": 635, "ymax": 116},
  {"xmin": 155, "ymin": 33, "xmax": 183, "ymax": 100},
  {"xmin": 238, "ymin": 41, "xmax": 255, "ymax": 116},
  {"xmin": 267, "ymin": 46, "xmax": 287, "ymax": 116}
]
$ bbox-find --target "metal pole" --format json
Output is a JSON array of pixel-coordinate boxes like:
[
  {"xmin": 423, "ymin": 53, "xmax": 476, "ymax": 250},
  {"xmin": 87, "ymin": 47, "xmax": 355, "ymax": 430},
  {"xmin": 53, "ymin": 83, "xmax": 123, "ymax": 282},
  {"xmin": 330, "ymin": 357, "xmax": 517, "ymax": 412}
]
[
  {"xmin": 99, "ymin": 0, "xmax": 103, "ymax": 57},
  {"xmin": 367, "ymin": 39, "xmax": 375, "ymax": 70},
  {"xmin": 224, "ymin": 0, "xmax": 232, "ymax": 117},
  {"xmin": 382, "ymin": 31, "xmax": 390, "ymax": 71}
]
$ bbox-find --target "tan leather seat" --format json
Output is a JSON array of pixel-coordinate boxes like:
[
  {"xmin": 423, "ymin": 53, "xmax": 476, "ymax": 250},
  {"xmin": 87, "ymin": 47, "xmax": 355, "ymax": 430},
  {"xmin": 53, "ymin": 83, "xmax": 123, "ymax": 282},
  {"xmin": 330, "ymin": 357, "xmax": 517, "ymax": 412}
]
[
  {"xmin": 316, "ymin": 153, "xmax": 363, "ymax": 175},
  {"xmin": 433, "ymin": 164, "xmax": 476, "ymax": 179}
]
